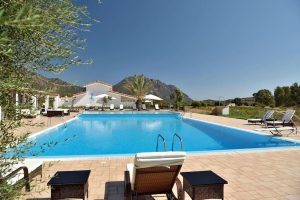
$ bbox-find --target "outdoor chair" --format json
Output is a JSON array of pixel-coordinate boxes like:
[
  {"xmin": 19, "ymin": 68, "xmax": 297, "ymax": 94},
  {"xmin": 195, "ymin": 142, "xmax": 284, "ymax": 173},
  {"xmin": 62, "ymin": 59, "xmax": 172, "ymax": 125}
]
[
  {"xmin": 132, "ymin": 104, "xmax": 137, "ymax": 110},
  {"xmin": 248, "ymin": 110, "xmax": 274, "ymax": 124},
  {"xmin": 155, "ymin": 104, "xmax": 160, "ymax": 110},
  {"xmin": 89, "ymin": 106, "xmax": 94, "ymax": 111},
  {"xmin": 266, "ymin": 110, "xmax": 295, "ymax": 127},
  {"xmin": 124, "ymin": 151, "xmax": 186, "ymax": 200},
  {"xmin": 47, "ymin": 110, "xmax": 64, "ymax": 117},
  {"xmin": 142, "ymin": 104, "xmax": 147, "ymax": 110},
  {"xmin": 21, "ymin": 109, "xmax": 37, "ymax": 118},
  {"xmin": 110, "ymin": 104, "xmax": 115, "ymax": 110},
  {"xmin": 120, "ymin": 104, "xmax": 124, "ymax": 111},
  {"xmin": 0, "ymin": 159, "xmax": 43, "ymax": 192}
]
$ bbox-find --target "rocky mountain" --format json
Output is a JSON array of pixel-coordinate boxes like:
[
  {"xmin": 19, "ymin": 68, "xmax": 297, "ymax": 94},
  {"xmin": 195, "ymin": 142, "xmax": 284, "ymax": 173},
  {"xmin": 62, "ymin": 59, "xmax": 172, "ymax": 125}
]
[
  {"xmin": 31, "ymin": 73, "xmax": 84, "ymax": 96},
  {"xmin": 113, "ymin": 75, "xmax": 193, "ymax": 103},
  {"xmin": 31, "ymin": 73, "xmax": 193, "ymax": 102}
]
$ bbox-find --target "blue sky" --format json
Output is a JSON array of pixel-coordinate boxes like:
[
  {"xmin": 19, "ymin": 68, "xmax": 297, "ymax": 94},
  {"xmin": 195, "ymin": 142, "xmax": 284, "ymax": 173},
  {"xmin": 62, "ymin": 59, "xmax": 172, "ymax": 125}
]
[{"xmin": 47, "ymin": 0, "xmax": 300, "ymax": 100}]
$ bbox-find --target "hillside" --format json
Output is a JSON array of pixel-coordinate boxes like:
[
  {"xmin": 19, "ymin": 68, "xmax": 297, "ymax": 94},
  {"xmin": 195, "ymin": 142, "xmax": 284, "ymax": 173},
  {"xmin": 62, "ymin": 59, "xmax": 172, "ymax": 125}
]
[
  {"xmin": 113, "ymin": 75, "xmax": 193, "ymax": 103},
  {"xmin": 31, "ymin": 74, "xmax": 84, "ymax": 96},
  {"xmin": 31, "ymin": 73, "xmax": 193, "ymax": 102}
]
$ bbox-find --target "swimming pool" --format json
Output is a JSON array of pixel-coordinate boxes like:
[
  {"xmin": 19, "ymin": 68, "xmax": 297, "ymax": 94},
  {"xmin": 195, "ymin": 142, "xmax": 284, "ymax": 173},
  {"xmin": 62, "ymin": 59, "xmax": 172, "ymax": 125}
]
[{"xmin": 25, "ymin": 112, "xmax": 300, "ymax": 157}]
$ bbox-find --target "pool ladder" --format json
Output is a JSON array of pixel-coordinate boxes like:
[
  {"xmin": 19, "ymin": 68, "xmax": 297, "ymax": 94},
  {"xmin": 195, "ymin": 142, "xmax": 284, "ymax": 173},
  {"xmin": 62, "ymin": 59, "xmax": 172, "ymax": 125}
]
[
  {"xmin": 156, "ymin": 134, "xmax": 166, "ymax": 152},
  {"xmin": 60, "ymin": 116, "xmax": 67, "ymax": 128},
  {"xmin": 156, "ymin": 133, "xmax": 184, "ymax": 152},
  {"xmin": 172, "ymin": 133, "xmax": 183, "ymax": 151}
]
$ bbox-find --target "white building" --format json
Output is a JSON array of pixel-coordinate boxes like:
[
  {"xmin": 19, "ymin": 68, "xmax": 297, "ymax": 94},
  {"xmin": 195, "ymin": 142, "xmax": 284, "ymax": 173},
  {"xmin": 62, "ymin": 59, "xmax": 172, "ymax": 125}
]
[{"xmin": 71, "ymin": 80, "xmax": 136, "ymax": 107}]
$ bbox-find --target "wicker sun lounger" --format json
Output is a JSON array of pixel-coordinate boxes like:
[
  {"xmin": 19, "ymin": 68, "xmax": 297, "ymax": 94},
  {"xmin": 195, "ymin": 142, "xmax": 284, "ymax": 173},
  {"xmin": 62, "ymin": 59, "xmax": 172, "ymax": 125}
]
[{"xmin": 124, "ymin": 151, "xmax": 186, "ymax": 200}]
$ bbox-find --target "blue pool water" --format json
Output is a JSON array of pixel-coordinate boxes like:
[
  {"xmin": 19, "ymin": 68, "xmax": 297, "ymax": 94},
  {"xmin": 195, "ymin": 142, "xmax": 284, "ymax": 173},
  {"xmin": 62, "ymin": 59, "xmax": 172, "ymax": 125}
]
[{"xmin": 25, "ymin": 113, "xmax": 300, "ymax": 157}]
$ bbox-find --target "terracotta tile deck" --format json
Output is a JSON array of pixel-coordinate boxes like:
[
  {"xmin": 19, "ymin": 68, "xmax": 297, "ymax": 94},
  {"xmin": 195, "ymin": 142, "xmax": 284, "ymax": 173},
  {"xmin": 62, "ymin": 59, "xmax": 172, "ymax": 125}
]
[
  {"xmin": 20, "ymin": 112, "xmax": 300, "ymax": 200},
  {"xmin": 186, "ymin": 113, "xmax": 300, "ymax": 141},
  {"xmin": 14, "ymin": 112, "xmax": 79, "ymax": 137}
]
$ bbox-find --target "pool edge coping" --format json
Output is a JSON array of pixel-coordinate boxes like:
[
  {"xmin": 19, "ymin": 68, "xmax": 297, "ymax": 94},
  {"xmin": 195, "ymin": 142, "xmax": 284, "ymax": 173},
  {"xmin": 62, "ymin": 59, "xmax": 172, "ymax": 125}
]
[
  {"xmin": 24, "ymin": 112, "xmax": 300, "ymax": 161},
  {"xmin": 183, "ymin": 116, "xmax": 300, "ymax": 144},
  {"xmin": 28, "ymin": 115, "xmax": 79, "ymax": 139}
]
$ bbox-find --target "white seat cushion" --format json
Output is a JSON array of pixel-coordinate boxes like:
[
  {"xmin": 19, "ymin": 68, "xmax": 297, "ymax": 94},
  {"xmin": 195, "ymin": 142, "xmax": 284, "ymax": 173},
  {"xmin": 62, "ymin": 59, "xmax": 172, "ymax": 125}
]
[
  {"xmin": 135, "ymin": 151, "xmax": 186, "ymax": 168},
  {"xmin": 256, "ymin": 127, "xmax": 295, "ymax": 131},
  {"xmin": 127, "ymin": 151, "xmax": 186, "ymax": 190},
  {"xmin": 127, "ymin": 163, "xmax": 135, "ymax": 189},
  {"xmin": 6, "ymin": 159, "xmax": 43, "ymax": 185},
  {"xmin": 267, "ymin": 121, "xmax": 284, "ymax": 125}
]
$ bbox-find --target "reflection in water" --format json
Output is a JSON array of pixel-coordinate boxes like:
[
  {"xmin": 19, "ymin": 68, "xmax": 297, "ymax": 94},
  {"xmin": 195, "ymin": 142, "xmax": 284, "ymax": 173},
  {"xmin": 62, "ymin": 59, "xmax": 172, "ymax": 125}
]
[{"xmin": 141, "ymin": 120, "xmax": 162, "ymax": 131}]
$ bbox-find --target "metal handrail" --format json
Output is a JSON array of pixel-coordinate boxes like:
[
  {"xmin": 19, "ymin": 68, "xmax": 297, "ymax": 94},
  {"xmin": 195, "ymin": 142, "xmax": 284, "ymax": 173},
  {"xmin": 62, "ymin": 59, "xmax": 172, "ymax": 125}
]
[
  {"xmin": 172, "ymin": 133, "xmax": 183, "ymax": 151},
  {"xmin": 61, "ymin": 116, "xmax": 67, "ymax": 128},
  {"xmin": 156, "ymin": 134, "xmax": 166, "ymax": 152}
]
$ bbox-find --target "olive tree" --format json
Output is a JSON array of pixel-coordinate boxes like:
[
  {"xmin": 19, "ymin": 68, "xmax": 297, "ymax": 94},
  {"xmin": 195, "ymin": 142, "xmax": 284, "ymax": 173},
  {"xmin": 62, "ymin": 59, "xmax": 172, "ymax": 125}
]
[
  {"xmin": 253, "ymin": 89, "xmax": 275, "ymax": 107},
  {"xmin": 0, "ymin": 1, "xmax": 96, "ymax": 199}
]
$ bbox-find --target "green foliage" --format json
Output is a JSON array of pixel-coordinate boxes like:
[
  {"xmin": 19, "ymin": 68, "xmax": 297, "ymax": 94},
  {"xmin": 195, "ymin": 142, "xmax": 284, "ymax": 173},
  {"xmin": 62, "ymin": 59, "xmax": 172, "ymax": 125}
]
[
  {"xmin": 185, "ymin": 106, "xmax": 214, "ymax": 114},
  {"xmin": 0, "ymin": 1, "xmax": 96, "ymax": 199},
  {"xmin": 228, "ymin": 106, "xmax": 269, "ymax": 119},
  {"xmin": 274, "ymin": 86, "xmax": 290, "ymax": 106},
  {"xmin": 125, "ymin": 75, "xmax": 152, "ymax": 111},
  {"xmin": 232, "ymin": 98, "xmax": 242, "ymax": 106},
  {"xmin": 191, "ymin": 101, "xmax": 200, "ymax": 108},
  {"xmin": 227, "ymin": 106, "xmax": 300, "ymax": 126},
  {"xmin": 253, "ymin": 89, "xmax": 275, "ymax": 106},
  {"xmin": 1, "ymin": 0, "xmax": 95, "ymax": 73},
  {"xmin": 274, "ymin": 83, "xmax": 300, "ymax": 106},
  {"xmin": 290, "ymin": 83, "xmax": 300, "ymax": 105},
  {"xmin": 101, "ymin": 96, "xmax": 112, "ymax": 111},
  {"xmin": 170, "ymin": 89, "xmax": 184, "ymax": 111}
]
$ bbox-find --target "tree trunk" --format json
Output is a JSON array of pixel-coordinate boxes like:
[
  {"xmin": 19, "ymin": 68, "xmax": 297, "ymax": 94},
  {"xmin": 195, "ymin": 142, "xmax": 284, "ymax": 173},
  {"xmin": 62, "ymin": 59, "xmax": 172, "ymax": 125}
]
[{"xmin": 136, "ymin": 99, "xmax": 142, "ymax": 111}]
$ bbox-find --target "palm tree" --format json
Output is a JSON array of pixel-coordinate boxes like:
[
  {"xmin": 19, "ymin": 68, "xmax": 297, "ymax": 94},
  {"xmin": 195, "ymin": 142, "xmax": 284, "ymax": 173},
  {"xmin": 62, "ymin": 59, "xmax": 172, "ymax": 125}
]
[
  {"xmin": 170, "ymin": 89, "xmax": 184, "ymax": 111},
  {"xmin": 125, "ymin": 75, "xmax": 151, "ymax": 111},
  {"xmin": 102, "ymin": 96, "xmax": 112, "ymax": 111}
]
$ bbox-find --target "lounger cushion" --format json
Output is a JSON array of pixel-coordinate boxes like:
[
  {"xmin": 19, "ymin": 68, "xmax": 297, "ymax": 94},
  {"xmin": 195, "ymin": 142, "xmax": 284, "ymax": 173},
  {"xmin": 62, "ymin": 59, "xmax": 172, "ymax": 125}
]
[
  {"xmin": 134, "ymin": 151, "xmax": 186, "ymax": 168},
  {"xmin": 256, "ymin": 127, "xmax": 295, "ymax": 131},
  {"xmin": 127, "ymin": 151, "xmax": 186, "ymax": 189},
  {"xmin": 6, "ymin": 159, "xmax": 43, "ymax": 185},
  {"xmin": 248, "ymin": 119, "xmax": 262, "ymax": 123},
  {"xmin": 127, "ymin": 163, "xmax": 134, "ymax": 188},
  {"xmin": 267, "ymin": 121, "xmax": 284, "ymax": 125},
  {"xmin": 155, "ymin": 104, "xmax": 160, "ymax": 110}
]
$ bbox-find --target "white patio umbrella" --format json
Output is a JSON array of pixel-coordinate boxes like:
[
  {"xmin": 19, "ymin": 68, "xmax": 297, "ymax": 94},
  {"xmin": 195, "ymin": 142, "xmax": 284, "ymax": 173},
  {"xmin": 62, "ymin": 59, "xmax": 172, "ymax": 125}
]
[{"xmin": 143, "ymin": 94, "xmax": 163, "ymax": 101}]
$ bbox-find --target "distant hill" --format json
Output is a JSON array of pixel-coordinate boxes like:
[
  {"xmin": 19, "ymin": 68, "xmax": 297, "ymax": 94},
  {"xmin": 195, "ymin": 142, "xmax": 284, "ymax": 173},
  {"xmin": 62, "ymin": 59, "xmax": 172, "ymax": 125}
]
[
  {"xmin": 31, "ymin": 73, "xmax": 193, "ymax": 102},
  {"xmin": 31, "ymin": 73, "xmax": 84, "ymax": 96},
  {"xmin": 113, "ymin": 75, "xmax": 193, "ymax": 103}
]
